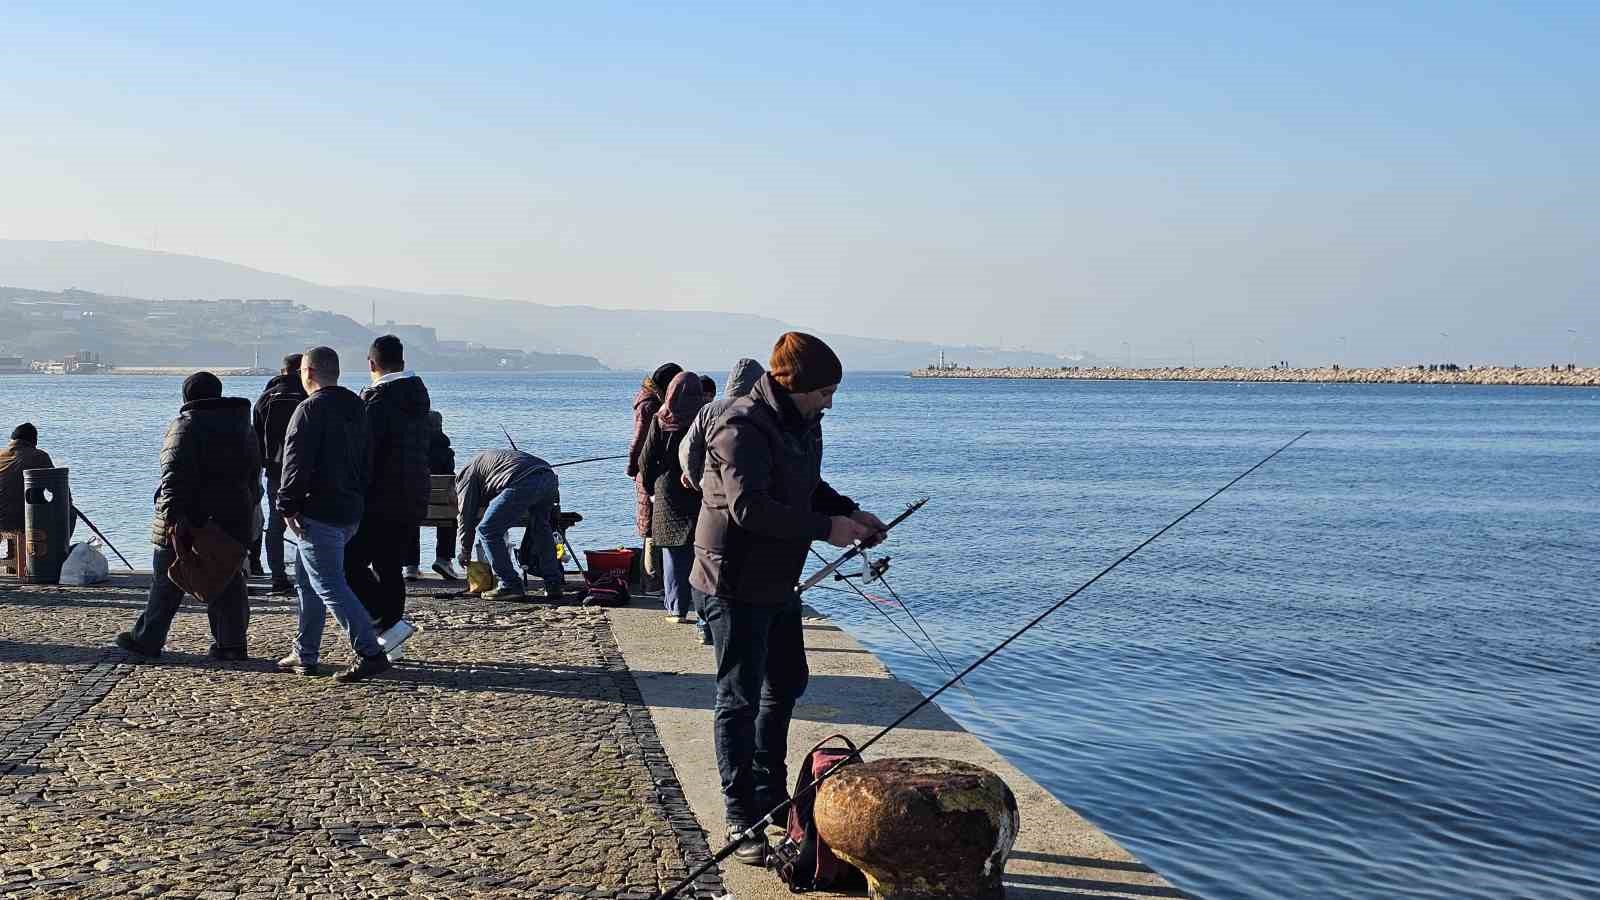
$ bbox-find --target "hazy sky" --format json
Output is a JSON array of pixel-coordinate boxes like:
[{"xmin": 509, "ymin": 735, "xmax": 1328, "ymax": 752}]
[{"xmin": 2, "ymin": 3, "xmax": 1596, "ymax": 364}]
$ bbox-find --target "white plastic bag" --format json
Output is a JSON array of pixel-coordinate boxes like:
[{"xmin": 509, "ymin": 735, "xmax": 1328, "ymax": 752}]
[{"xmin": 60, "ymin": 541, "xmax": 110, "ymax": 585}]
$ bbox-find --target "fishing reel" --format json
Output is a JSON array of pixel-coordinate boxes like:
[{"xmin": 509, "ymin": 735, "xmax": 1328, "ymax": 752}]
[{"xmin": 834, "ymin": 550, "xmax": 890, "ymax": 585}]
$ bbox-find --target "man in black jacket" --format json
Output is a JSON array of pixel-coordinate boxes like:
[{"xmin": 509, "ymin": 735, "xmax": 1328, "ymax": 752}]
[
  {"xmin": 116, "ymin": 373, "xmax": 262, "ymax": 660},
  {"xmin": 277, "ymin": 346, "xmax": 389, "ymax": 684},
  {"xmin": 252, "ymin": 353, "xmax": 307, "ymax": 594},
  {"xmin": 344, "ymin": 335, "xmax": 431, "ymax": 648},
  {"xmin": 690, "ymin": 332, "xmax": 886, "ymax": 864}
]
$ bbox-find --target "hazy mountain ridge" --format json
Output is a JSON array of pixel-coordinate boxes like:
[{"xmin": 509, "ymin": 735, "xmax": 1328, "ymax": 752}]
[{"xmin": 0, "ymin": 240, "xmax": 1086, "ymax": 371}]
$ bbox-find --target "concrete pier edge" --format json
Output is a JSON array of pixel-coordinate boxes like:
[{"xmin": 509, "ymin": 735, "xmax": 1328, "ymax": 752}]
[{"xmin": 607, "ymin": 596, "xmax": 1180, "ymax": 899}]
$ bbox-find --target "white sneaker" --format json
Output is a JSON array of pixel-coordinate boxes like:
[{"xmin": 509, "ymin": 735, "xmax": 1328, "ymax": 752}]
[
  {"xmin": 431, "ymin": 558, "xmax": 461, "ymax": 580},
  {"xmin": 403, "ymin": 565, "xmax": 421, "ymax": 581}
]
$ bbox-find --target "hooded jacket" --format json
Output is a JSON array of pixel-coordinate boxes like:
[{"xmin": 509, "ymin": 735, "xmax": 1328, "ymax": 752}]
[
  {"xmin": 252, "ymin": 373, "xmax": 308, "ymax": 474},
  {"xmin": 149, "ymin": 397, "xmax": 263, "ymax": 547},
  {"xmin": 360, "ymin": 371, "xmax": 432, "ymax": 523},
  {"xmin": 640, "ymin": 373, "xmax": 708, "ymax": 548},
  {"xmin": 455, "ymin": 450, "xmax": 554, "ymax": 562},
  {"xmin": 277, "ymin": 385, "xmax": 368, "ymax": 527},
  {"xmin": 680, "ymin": 358, "xmax": 763, "ymax": 488},
  {"xmin": 690, "ymin": 372, "xmax": 857, "ymax": 606},
  {"xmin": 629, "ymin": 384, "xmax": 663, "ymax": 536},
  {"xmin": 0, "ymin": 440, "xmax": 54, "ymax": 532}
]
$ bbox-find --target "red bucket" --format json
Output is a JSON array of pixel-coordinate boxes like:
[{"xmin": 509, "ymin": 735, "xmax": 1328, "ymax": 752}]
[{"xmin": 585, "ymin": 548, "xmax": 635, "ymax": 578}]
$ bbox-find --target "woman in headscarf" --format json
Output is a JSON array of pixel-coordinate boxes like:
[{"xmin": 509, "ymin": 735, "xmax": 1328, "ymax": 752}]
[
  {"xmin": 638, "ymin": 371, "xmax": 707, "ymax": 628},
  {"xmin": 628, "ymin": 362, "xmax": 682, "ymax": 586}
]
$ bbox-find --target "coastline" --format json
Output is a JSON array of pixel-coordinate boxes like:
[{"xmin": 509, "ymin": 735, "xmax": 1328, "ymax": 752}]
[{"xmin": 910, "ymin": 365, "xmax": 1599, "ymax": 387}]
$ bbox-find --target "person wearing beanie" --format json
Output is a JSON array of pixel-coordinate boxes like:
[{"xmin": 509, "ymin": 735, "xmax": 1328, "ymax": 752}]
[
  {"xmin": 115, "ymin": 372, "xmax": 261, "ymax": 662},
  {"xmin": 0, "ymin": 422, "xmax": 53, "ymax": 536},
  {"xmin": 628, "ymin": 361, "xmax": 683, "ymax": 591},
  {"xmin": 688, "ymin": 333, "xmax": 888, "ymax": 865}
]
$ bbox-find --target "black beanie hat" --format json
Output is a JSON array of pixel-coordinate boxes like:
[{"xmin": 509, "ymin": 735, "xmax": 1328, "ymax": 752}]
[
  {"xmin": 182, "ymin": 371, "xmax": 223, "ymax": 403},
  {"xmin": 10, "ymin": 423, "xmax": 36, "ymax": 444},
  {"xmin": 650, "ymin": 362, "xmax": 684, "ymax": 395}
]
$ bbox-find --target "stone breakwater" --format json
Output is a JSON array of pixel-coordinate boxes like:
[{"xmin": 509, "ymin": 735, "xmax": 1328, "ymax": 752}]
[{"xmin": 910, "ymin": 365, "xmax": 1600, "ymax": 387}]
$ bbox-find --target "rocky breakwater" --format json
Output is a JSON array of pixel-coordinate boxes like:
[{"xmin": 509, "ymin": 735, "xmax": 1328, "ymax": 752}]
[{"xmin": 911, "ymin": 365, "xmax": 1600, "ymax": 387}]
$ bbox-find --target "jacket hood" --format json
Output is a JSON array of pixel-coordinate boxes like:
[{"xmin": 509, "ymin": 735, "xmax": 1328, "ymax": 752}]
[
  {"xmin": 657, "ymin": 371, "xmax": 707, "ymax": 433},
  {"xmin": 180, "ymin": 396, "xmax": 252, "ymax": 419},
  {"xmin": 262, "ymin": 372, "xmax": 307, "ymax": 399},
  {"xmin": 365, "ymin": 372, "xmax": 431, "ymax": 417},
  {"xmin": 727, "ymin": 358, "xmax": 764, "ymax": 399},
  {"xmin": 634, "ymin": 384, "xmax": 661, "ymax": 411},
  {"xmin": 747, "ymin": 372, "xmax": 811, "ymax": 433}
]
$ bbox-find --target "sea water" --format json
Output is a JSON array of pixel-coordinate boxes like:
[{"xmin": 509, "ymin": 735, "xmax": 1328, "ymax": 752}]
[{"xmin": 5, "ymin": 371, "xmax": 1597, "ymax": 899}]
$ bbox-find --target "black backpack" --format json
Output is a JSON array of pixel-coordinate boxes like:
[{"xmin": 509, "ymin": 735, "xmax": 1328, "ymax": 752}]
[{"xmin": 771, "ymin": 735, "xmax": 867, "ymax": 893}]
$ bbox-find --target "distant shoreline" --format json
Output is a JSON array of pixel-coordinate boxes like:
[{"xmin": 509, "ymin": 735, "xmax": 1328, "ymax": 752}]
[{"xmin": 909, "ymin": 365, "xmax": 1598, "ymax": 387}]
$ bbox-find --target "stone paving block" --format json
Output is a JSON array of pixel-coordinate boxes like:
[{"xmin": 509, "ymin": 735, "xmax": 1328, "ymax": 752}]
[{"xmin": 0, "ymin": 578, "xmax": 719, "ymax": 898}]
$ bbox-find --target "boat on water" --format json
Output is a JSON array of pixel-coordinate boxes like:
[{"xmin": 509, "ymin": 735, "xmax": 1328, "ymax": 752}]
[{"xmin": 43, "ymin": 351, "xmax": 112, "ymax": 375}]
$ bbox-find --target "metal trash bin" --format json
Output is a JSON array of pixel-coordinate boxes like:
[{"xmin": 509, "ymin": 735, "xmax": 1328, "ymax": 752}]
[{"xmin": 23, "ymin": 467, "xmax": 74, "ymax": 584}]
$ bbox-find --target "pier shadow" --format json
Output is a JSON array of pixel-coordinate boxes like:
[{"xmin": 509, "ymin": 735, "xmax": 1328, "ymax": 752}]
[
  {"xmin": 1003, "ymin": 851, "xmax": 1189, "ymax": 899},
  {"xmin": 627, "ymin": 668, "xmax": 964, "ymax": 732}
]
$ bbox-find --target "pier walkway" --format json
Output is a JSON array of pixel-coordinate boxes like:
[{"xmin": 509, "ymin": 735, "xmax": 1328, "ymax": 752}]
[{"xmin": 1, "ymin": 574, "xmax": 1176, "ymax": 899}]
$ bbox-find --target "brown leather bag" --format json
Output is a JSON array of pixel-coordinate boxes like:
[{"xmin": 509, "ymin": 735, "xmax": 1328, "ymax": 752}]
[{"xmin": 166, "ymin": 521, "xmax": 246, "ymax": 603}]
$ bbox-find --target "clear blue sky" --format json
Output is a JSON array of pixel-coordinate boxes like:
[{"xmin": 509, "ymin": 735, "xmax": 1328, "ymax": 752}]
[{"xmin": 2, "ymin": 2, "xmax": 1596, "ymax": 364}]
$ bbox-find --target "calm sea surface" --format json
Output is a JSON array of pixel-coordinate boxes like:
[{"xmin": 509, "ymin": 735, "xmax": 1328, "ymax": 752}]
[{"xmin": 5, "ymin": 371, "xmax": 1598, "ymax": 899}]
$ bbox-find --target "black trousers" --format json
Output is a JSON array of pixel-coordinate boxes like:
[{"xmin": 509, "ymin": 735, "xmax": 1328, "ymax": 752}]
[
  {"xmin": 345, "ymin": 517, "xmax": 411, "ymax": 632},
  {"xmin": 404, "ymin": 524, "xmax": 458, "ymax": 566},
  {"xmin": 130, "ymin": 545, "xmax": 250, "ymax": 653}
]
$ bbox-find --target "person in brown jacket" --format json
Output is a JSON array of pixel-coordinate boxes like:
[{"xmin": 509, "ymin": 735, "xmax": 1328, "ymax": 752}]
[
  {"xmin": 689, "ymin": 333, "xmax": 886, "ymax": 865},
  {"xmin": 0, "ymin": 423, "xmax": 53, "ymax": 535}
]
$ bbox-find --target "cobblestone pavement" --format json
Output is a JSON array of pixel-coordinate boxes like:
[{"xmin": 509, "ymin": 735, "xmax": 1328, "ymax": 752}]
[{"xmin": 0, "ymin": 576, "xmax": 724, "ymax": 899}]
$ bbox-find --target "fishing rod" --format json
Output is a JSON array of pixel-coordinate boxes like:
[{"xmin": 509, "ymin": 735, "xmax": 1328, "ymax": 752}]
[
  {"xmin": 658, "ymin": 430, "xmax": 1310, "ymax": 898},
  {"xmin": 70, "ymin": 505, "xmax": 134, "ymax": 571},
  {"xmin": 550, "ymin": 453, "xmax": 630, "ymax": 468},
  {"xmin": 501, "ymin": 425, "xmax": 519, "ymax": 451},
  {"xmin": 798, "ymin": 497, "xmax": 928, "ymax": 592}
]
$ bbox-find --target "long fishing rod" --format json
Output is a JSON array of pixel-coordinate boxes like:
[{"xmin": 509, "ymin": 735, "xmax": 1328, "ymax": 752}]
[
  {"xmin": 658, "ymin": 430, "xmax": 1310, "ymax": 898},
  {"xmin": 550, "ymin": 453, "xmax": 629, "ymax": 468},
  {"xmin": 70, "ymin": 505, "xmax": 134, "ymax": 571}
]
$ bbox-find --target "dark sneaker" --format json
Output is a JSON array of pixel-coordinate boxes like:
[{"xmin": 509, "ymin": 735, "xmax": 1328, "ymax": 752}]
[
  {"xmin": 481, "ymin": 586, "xmax": 526, "ymax": 602},
  {"xmin": 543, "ymin": 582, "xmax": 565, "ymax": 604},
  {"xmin": 334, "ymin": 653, "xmax": 392, "ymax": 683},
  {"xmin": 209, "ymin": 647, "xmax": 249, "ymax": 662},
  {"xmin": 115, "ymin": 631, "xmax": 160, "ymax": 658},
  {"xmin": 275, "ymin": 653, "xmax": 320, "ymax": 676},
  {"xmin": 699, "ymin": 626, "xmax": 714, "ymax": 646},
  {"xmin": 725, "ymin": 825, "xmax": 769, "ymax": 867},
  {"xmin": 268, "ymin": 578, "xmax": 295, "ymax": 596}
]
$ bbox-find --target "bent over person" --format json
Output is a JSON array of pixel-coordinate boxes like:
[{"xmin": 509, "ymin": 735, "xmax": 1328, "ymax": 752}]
[
  {"xmin": 456, "ymin": 449, "xmax": 562, "ymax": 602},
  {"xmin": 691, "ymin": 332, "xmax": 886, "ymax": 865},
  {"xmin": 276, "ymin": 346, "xmax": 390, "ymax": 684},
  {"xmin": 116, "ymin": 373, "xmax": 261, "ymax": 660}
]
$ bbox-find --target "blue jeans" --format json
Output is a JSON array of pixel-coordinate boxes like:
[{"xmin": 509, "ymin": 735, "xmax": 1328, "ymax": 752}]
[
  {"xmin": 661, "ymin": 545, "xmax": 693, "ymax": 617},
  {"xmin": 476, "ymin": 470, "xmax": 561, "ymax": 593},
  {"xmin": 700, "ymin": 589, "xmax": 809, "ymax": 828},
  {"xmin": 293, "ymin": 516, "xmax": 380, "ymax": 662}
]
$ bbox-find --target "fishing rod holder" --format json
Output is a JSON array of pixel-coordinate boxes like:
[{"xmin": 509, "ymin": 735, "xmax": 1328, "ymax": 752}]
[{"xmin": 834, "ymin": 554, "xmax": 890, "ymax": 584}]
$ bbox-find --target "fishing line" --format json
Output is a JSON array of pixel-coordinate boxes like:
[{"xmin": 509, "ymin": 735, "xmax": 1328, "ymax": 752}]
[
  {"xmin": 803, "ymin": 549, "xmax": 960, "ymax": 689},
  {"xmin": 658, "ymin": 429, "xmax": 1310, "ymax": 899},
  {"xmin": 809, "ymin": 546, "xmax": 985, "ymax": 712}
]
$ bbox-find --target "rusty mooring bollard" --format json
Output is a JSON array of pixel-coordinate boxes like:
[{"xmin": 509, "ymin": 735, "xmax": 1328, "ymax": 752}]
[{"xmin": 814, "ymin": 757, "xmax": 1019, "ymax": 899}]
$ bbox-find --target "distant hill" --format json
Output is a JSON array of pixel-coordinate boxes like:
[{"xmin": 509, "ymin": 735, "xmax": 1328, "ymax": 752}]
[
  {"xmin": 0, "ymin": 286, "xmax": 606, "ymax": 372},
  {"xmin": 0, "ymin": 240, "xmax": 1086, "ymax": 371}
]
